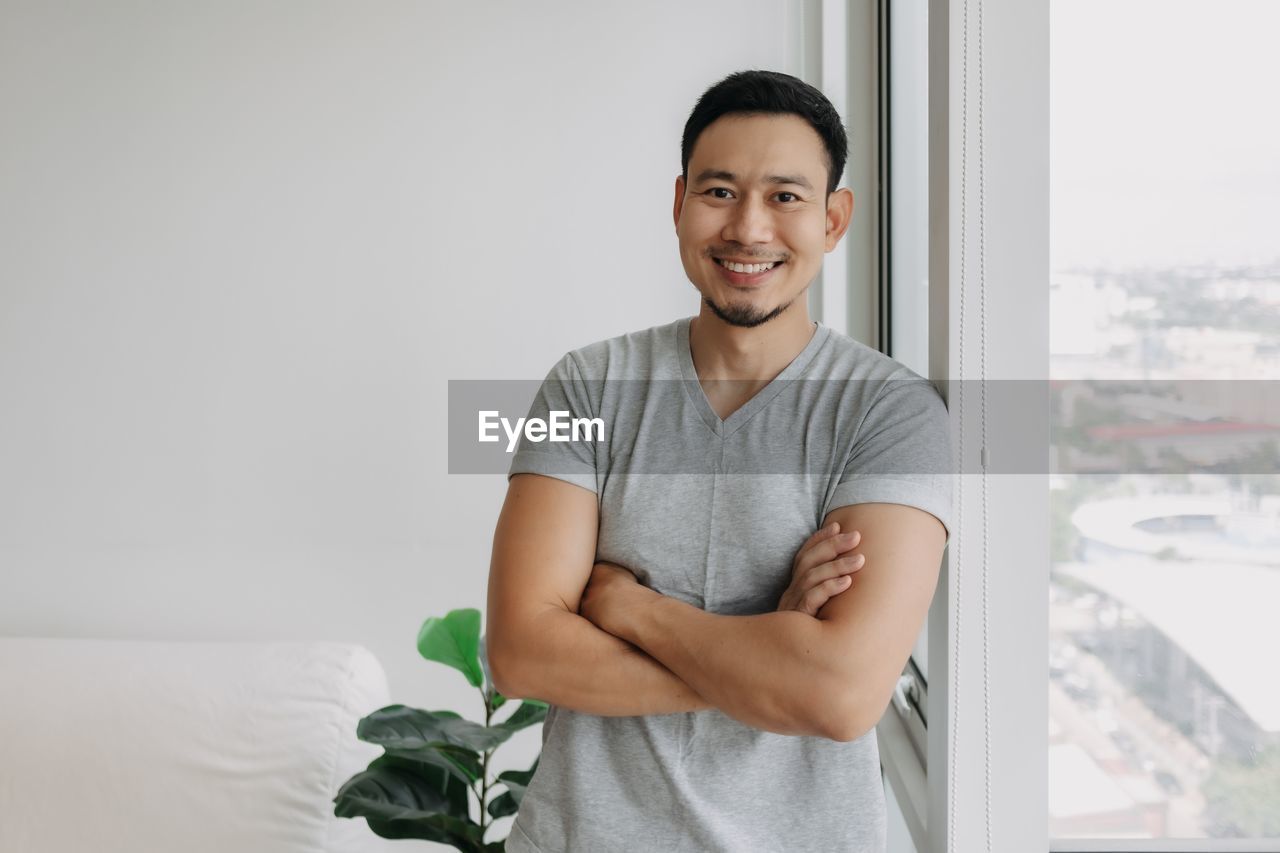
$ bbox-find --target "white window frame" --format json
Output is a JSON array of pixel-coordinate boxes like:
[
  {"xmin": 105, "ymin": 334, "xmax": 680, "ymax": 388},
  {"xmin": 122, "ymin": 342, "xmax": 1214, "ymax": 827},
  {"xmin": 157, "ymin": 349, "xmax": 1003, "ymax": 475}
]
[{"xmin": 924, "ymin": 1, "xmax": 1051, "ymax": 851}]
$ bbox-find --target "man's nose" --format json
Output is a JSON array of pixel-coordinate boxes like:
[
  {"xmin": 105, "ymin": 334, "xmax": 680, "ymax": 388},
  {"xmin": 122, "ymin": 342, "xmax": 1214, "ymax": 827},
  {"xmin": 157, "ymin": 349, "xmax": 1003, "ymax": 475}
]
[{"xmin": 722, "ymin": 193, "xmax": 774, "ymax": 245}]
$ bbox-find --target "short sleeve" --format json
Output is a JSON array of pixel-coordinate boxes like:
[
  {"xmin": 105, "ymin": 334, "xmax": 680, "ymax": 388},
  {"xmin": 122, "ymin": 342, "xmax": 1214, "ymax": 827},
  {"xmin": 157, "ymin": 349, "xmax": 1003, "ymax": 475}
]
[
  {"xmin": 827, "ymin": 378, "xmax": 954, "ymax": 543},
  {"xmin": 506, "ymin": 352, "xmax": 599, "ymax": 494}
]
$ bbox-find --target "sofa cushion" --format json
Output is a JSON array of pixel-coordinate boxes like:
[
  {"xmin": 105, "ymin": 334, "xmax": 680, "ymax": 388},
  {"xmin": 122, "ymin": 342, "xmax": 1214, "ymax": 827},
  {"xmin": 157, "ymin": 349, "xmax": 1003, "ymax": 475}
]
[{"xmin": 0, "ymin": 637, "xmax": 400, "ymax": 853}]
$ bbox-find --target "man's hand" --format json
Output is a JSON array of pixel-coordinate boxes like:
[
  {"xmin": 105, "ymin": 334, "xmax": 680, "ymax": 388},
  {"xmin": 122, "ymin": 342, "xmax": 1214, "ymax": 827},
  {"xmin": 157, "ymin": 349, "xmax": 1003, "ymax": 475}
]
[
  {"xmin": 776, "ymin": 522, "xmax": 865, "ymax": 616},
  {"xmin": 579, "ymin": 561, "xmax": 650, "ymax": 635}
]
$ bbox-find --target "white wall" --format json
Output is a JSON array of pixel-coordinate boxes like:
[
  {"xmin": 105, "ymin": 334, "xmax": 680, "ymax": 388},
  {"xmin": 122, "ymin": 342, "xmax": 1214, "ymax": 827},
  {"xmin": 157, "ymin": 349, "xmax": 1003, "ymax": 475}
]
[{"xmin": 0, "ymin": 0, "xmax": 808, "ymax": 844}]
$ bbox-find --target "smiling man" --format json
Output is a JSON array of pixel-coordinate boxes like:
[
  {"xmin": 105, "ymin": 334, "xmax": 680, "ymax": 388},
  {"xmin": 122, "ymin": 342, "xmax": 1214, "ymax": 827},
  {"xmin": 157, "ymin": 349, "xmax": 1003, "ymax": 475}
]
[{"xmin": 486, "ymin": 70, "xmax": 953, "ymax": 853}]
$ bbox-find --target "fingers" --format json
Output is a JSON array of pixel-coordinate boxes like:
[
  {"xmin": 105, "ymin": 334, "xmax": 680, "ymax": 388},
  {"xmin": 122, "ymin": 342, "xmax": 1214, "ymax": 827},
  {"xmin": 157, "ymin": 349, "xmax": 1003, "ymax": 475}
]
[
  {"xmin": 810, "ymin": 551, "xmax": 866, "ymax": 586},
  {"xmin": 797, "ymin": 551, "xmax": 866, "ymax": 606},
  {"xmin": 801, "ymin": 574, "xmax": 854, "ymax": 616},
  {"xmin": 780, "ymin": 550, "xmax": 868, "ymax": 613},
  {"xmin": 780, "ymin": 523, "xmax": 867, "ymax": 615},
  {"xmin": 794, "ymin": 529, "xmax": 862, "ymax": 577}
]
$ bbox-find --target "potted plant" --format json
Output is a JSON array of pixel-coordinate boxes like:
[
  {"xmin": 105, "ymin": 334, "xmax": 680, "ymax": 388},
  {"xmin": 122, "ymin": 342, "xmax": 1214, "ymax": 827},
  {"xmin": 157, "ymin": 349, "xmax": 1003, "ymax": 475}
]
[{"xmin": 334, "ymin": 608, "xmax": 545, "ymax": 851}]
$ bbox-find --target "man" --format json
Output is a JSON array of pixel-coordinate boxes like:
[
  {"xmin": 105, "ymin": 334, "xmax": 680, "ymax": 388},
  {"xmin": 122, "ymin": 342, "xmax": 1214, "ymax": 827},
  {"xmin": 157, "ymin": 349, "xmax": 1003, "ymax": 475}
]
[{"xmin": 486, "ymin": 69, "xmax": 952, "ymax": 852}]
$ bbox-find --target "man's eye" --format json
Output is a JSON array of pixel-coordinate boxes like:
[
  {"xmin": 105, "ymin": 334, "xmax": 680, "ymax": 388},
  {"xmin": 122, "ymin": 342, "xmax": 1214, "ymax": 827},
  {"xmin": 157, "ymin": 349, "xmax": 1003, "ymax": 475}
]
[{"xmin": 704, "ymin": 188, "xmax": 800, "ymax": 202}]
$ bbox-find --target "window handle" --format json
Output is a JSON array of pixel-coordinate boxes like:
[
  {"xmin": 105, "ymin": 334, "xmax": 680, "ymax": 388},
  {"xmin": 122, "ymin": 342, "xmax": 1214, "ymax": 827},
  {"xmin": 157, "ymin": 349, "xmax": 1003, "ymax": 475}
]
[{"xmin": 892, "ymin": 673, "xmax": 920, "ymax": 717}]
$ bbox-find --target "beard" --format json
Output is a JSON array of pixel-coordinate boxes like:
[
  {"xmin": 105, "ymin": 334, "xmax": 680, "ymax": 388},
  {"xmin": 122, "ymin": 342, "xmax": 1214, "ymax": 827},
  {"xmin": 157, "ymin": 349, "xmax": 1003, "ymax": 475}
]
[{"xmin": 703, "ymin": 295, "xmax": 794, "ymax": 328}]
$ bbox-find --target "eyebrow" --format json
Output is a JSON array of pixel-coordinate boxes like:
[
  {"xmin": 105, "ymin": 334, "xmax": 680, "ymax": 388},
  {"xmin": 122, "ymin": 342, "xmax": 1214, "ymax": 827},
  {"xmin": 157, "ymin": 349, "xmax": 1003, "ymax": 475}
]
[{"xmin": 692, "ymin": 169, "xmax": 814, "ymax": 192}]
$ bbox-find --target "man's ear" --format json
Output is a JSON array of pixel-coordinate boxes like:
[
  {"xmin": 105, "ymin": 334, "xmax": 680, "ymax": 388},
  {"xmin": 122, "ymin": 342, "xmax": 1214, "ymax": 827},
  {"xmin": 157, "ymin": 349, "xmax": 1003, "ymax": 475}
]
[
  {"xmin": 673, "ymin": 175, "xmax": 686, "ymax": 229},
  {"xmin": 824, "ymin": 187, "xmax": 854, "ymax": 251}
]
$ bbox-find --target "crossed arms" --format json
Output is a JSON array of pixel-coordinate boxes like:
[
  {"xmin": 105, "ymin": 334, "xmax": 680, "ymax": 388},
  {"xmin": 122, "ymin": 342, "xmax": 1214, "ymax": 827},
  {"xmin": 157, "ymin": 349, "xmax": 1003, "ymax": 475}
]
[{"xmin": 485, "ymin": 473, "xmax": 947, "ymax": 742}]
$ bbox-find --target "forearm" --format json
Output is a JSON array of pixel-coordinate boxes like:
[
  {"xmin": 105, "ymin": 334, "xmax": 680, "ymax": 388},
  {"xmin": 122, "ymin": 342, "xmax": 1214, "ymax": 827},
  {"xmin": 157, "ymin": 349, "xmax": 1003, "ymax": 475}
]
[
  {"xmin": 606, "ymin": 589, "xmax": 843, "ymax": 738},
  {"xmin": 492, "ymin": 604, "xmax": 714, "ymax": 716}
]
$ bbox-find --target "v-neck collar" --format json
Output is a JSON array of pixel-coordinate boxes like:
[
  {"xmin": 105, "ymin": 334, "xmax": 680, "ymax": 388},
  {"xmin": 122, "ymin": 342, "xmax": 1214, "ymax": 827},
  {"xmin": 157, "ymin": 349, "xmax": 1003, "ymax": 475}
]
[{"xmin": 677, "ymin": 315, "xmax": 831, "ymax": 438}]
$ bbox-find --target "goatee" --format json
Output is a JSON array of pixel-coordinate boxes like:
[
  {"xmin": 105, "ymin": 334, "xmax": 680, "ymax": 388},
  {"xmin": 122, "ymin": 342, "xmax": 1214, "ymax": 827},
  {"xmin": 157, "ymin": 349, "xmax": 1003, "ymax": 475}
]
[{"xmin": 703, "ymin": 296, "xmax": 793, "ymax": 328}]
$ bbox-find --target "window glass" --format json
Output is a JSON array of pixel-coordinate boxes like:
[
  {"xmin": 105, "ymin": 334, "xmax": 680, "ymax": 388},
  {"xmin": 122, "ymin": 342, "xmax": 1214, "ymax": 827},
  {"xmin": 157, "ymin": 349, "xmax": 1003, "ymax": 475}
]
[
  {"xmin": 1050, "ymin": 0, "xmax": 1280, "ymax": 840},
  {"xmin": 887, "ymin": 0, "xmax": 931, "ymax": 678}
]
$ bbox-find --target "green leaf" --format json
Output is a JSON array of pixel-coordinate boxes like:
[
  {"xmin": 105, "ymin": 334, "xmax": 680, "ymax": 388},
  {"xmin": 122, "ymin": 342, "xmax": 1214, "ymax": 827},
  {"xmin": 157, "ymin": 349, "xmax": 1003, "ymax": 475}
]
[
  {"xmin": 358, "ymin": 705, "xmax": 514, "ymax": 752},
  {"xmin": 495, "ymin": 757, "xmax": 540, "ymax": 807},
  {"xmin": 363, "ymin": 814, "xmax": 485, "ymax": 852},
  {"xmin": 418, "ymin": 609, "xmax": 483, "ymax": 687},
  {"xmin": 333, "ymin": 756, "xmax": 481, "ymax": 847},
  {"xmin": 344, "ymin": 752, "xmax": 472, "ymax": 820},
  {"xmin": 383, "ymin": 742, "xmax": 484, "ymax": 786},
  {"xmin": 491, "ymin": 700, "xmax": 548, "ymax": 735},
  {"xmin": 486, "ymin": 791, "xmax": 518, "ymax": 820},
  {"xmin": 486, "ymin": 755, "xmax": 542, "ymax": 820}
]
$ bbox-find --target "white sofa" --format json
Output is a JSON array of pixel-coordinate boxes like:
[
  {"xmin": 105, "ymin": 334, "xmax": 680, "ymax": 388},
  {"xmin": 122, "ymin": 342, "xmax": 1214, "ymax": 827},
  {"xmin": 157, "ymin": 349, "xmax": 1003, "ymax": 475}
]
[{"xmin": 0, "ymin": 637, "xmax": 406, "ymax": 853}]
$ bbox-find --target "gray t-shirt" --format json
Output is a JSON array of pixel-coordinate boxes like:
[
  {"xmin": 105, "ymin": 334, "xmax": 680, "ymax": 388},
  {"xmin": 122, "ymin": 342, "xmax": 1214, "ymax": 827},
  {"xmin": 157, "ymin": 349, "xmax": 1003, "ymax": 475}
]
[{"xmin": 503, "ymin": 316, "xmax": 952, "ymax": 853}]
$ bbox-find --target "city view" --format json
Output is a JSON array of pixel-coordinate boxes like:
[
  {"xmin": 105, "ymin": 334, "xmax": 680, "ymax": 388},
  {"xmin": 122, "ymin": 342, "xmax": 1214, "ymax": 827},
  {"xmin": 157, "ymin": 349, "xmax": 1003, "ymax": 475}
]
[{"xmin": 1048, "ymin": 262, "xmax": 1280, "ymax": 838}]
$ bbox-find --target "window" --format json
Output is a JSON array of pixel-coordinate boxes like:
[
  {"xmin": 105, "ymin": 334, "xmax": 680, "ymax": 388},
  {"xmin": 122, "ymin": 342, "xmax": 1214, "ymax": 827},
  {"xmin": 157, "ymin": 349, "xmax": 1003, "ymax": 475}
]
[{"xmin": 1049, "ymin": 0, "xmax": 1280, "ymax": 845}]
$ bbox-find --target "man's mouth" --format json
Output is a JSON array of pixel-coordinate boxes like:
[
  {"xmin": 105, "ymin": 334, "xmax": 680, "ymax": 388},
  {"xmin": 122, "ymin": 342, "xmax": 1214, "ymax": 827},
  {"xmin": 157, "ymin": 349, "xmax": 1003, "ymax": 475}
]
[
  {"xmin": 714, "ymin": 258, "xmax": 783, "ymax": 274},
  {"xmin": 713, "ymin": 257, "xmax": 785, "ymax": 286}
]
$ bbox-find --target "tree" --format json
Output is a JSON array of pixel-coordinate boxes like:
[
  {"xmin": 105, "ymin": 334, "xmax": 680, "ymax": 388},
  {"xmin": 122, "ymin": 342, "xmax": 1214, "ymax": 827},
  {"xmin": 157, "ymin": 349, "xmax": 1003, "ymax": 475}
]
[{"xmin": 1201, "ymin": 740, "xmax": 1280, "ymax": 838}]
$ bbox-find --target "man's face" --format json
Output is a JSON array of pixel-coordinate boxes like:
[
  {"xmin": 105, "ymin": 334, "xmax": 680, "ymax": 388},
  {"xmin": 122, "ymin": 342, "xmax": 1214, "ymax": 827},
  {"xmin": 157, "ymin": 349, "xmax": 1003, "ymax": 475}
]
[{"xmin": 673, "ymin": 112, "xmax": 852, "ymax": 328}]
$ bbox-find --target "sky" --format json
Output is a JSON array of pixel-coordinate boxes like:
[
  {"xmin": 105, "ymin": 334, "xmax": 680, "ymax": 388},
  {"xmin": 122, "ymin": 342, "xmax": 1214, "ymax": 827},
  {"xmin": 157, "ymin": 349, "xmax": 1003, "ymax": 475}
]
[{"xmin": 1051, "ymin": 0, "xmax": 1280, "ymax": 271}]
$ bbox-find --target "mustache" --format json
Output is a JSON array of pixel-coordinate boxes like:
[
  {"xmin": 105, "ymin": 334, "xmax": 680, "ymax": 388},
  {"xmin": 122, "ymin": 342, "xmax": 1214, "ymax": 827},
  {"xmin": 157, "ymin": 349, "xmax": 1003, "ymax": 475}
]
[{"xmin": 708, "ymin": 251, "xmax": 788, "ymax": 262}]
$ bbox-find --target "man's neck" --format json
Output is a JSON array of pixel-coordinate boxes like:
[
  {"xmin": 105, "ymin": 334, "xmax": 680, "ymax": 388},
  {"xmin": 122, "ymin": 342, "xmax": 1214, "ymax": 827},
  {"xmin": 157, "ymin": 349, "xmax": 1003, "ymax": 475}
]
[{"xmin": 687, "ymin": 304, "xmax": 817, "ymax": 383}]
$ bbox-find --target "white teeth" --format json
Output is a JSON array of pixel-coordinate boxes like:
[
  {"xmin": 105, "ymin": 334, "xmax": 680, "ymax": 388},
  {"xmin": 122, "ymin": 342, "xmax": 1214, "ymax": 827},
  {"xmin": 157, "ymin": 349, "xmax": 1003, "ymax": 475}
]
[{"xmin": 717, "ymin": 259, "xmax": 779, "ymax": 274}]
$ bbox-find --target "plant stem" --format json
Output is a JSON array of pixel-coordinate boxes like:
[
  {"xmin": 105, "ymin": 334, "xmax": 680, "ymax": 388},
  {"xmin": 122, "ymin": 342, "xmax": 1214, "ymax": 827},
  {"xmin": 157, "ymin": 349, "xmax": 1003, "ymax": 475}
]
[
  {"xmin": 480, "ymin": 747, "xmax": 493, "ymax": 833},
  {"xmin": 479, "ymin": 688, "xmax": 494, "ymax": 835}
]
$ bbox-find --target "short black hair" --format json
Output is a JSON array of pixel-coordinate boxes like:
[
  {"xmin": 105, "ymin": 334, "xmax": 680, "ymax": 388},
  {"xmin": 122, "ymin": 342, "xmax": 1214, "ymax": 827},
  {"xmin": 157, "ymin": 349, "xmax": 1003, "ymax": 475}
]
[{"xmin": 681, "ymin": 69, "xmax": 849, "ymax": 198}]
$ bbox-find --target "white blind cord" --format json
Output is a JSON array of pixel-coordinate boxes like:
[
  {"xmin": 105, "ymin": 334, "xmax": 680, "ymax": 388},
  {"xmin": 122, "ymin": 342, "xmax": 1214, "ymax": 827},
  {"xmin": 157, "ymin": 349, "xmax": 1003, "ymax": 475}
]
[{"xmin": 949, "ymin": 0, "xmax": 991, "ymax": 850}]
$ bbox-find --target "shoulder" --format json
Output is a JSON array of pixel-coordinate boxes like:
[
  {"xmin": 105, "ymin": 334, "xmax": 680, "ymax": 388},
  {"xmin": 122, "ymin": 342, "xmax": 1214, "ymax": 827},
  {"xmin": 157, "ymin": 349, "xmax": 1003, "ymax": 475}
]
[
  {"xmin": 813, "ymin": 327, "xmax": 926, "ymax": 384},
  {"xmin": 809, "ymin": 329, "xmax": 947, "ymax": 424},
  {"xmin": 555, "ymin": 317, "xmax": 686, "ymax": 380}
]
